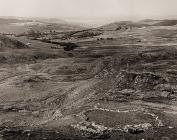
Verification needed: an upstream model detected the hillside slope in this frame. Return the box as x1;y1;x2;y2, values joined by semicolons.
0;34;28;49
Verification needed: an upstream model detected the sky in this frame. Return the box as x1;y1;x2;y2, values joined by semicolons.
0;0;177;22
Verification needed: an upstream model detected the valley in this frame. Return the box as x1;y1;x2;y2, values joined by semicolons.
0;18;177;140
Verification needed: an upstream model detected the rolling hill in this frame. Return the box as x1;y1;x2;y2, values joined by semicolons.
0;34;28;49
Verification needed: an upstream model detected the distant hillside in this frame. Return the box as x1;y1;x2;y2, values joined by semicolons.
0;17;84;34
153;20;177;26
0;34;28;49
27;17;67;24
138;19;161;25
98;19;177;31
0;18;32;25
99;21;147;31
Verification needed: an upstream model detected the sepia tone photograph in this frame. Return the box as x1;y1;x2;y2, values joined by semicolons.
0;0;177;139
